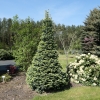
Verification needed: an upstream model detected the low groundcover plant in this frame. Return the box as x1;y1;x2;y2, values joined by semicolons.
68;53;100;86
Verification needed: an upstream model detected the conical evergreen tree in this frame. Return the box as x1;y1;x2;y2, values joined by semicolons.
81;7;100;56
26;11;68;93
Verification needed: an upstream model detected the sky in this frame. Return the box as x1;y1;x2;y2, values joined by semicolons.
0;0;100;26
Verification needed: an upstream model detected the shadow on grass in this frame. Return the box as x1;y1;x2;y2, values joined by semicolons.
44;82;72;94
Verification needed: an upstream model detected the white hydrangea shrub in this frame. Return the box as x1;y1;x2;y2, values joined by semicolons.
68;53;100;86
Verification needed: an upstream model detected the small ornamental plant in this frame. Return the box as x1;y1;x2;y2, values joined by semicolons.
68;53;100;86
0;73;12;82
9;65;16;74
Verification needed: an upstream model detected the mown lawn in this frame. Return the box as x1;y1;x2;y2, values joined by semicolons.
58;54;75;71
32;54;100;100
32;86;100;100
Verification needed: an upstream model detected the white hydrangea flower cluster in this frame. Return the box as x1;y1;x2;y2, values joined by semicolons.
68;53;100;86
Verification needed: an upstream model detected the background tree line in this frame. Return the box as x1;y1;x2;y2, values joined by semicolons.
0;16;83;52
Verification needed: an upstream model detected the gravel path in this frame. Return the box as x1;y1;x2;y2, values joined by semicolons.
0;72;37;100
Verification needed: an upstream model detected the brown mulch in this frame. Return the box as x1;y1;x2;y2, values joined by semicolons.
0;72;83;100
0;72;38;100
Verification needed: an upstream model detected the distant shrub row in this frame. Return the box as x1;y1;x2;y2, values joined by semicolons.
0;49;14;60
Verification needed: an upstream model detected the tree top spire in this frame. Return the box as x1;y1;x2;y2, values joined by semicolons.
45;10;50;19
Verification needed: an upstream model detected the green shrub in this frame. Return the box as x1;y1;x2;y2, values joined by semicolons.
0;73;12;82
0;49;14;60
68;53;100;86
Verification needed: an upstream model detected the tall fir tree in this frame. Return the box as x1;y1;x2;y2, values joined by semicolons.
26;11;68;93
81;7;100;56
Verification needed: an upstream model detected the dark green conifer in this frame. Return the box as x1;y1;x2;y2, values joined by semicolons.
26;11;68;93
82;7;100;56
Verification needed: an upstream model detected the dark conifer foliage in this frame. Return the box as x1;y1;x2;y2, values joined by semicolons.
26;11;68;93
82;7;100;56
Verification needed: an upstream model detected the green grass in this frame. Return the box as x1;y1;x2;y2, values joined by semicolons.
32;86;100;100
58;54;75;71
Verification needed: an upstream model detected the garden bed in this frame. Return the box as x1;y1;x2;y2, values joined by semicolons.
0;72;38;100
